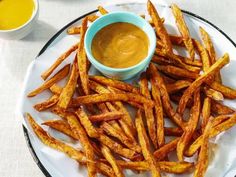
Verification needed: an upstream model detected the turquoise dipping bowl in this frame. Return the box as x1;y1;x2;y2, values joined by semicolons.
84;12;156;80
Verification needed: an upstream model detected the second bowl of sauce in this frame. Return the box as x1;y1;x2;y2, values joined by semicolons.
85;12;156;80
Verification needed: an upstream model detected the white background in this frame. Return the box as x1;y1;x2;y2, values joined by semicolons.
0;0;236;177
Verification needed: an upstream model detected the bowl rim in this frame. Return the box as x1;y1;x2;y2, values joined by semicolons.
0;0;39;32
84;11;156;72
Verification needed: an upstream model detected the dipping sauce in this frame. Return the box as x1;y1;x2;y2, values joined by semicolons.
91;22;149;68
0;0;35;30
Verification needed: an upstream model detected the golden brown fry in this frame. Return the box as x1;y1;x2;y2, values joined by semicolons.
159;161;193;174
193;117;213;177
155;48;200;73
97;6;108;15
154;138;180;160
28;64;70;97
41;43;77;80
57;60;79;109
71;93;154;107
148;66;165;147
140;73;158;148
200;27;222;83
27;113;85;162
77;17;89;95
201;97;211;131
185;113;236;157
98;133;137;160
50;84;62;95
135;109;161;177
209;81;236;99
42;119;78;139
108;160;193;173
34;95;59;111
177;53;229;115
147;0;173;53
148;63;184;128
67;26;81;35
171;4;195;61
177;89;200;161
90;75;139;94
204;86;224;101
75;108;98;138
101;122;141;153
101;145;124;177
65;113;97;177
211;100;235;115
166;80;191;94
89;111;123;122
164;127;183;136
87;15;99;22
157;64;199;80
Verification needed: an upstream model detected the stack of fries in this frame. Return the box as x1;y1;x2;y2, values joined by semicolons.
27;1;236;177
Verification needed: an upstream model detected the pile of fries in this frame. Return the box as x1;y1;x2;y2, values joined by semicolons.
26;1;236;177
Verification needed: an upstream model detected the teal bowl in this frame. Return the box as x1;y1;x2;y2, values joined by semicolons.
84;11;156;80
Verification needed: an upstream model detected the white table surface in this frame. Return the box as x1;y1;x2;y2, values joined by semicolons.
0;0;236;176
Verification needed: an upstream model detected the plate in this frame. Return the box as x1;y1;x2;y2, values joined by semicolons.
18;3;236;177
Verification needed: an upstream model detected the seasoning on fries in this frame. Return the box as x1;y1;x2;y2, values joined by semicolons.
26;2;236;177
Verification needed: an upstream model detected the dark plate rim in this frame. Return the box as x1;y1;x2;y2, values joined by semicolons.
23;5;236;177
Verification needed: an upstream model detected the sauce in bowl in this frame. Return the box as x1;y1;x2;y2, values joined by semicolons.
91;22;149;68
0;0;35;30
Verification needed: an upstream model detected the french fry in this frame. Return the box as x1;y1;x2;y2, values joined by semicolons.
148;63;184;128
135;109;161;177
193;117;213;177
201;97;211;131
155;48;200;73
41;43;77;80
90;75;140;94
166;80;191;94
57;60;79;109
75;108;98;138
209;81;236;99
157;64;199;80
185;113;236;157
107;160;193;173
50;84;62;95
171;4;195;61
71;93;154;108
42;119;78;139
177;53;229;115
98;6;108;15
177;89;200;161
147;0;173;53
148;65;165;147
108;86;143;110
101;145;124;177
77;17;89;95
200;27;222;83
65;113;97;177
89;111;123;122
98;133;137;160
101;122;141;153
27;113;85;162
67;26;81;35
164;127;183;136
203;86;224;101
140;73;158;148
154;138;180;160
87;15;99;22
34;95;59;111
211;100;235;115
28;64;70;97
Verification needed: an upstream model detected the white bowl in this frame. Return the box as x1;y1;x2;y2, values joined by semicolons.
0;0;39;40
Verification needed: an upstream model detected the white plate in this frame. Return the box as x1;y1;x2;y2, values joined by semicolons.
18;3;236;177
